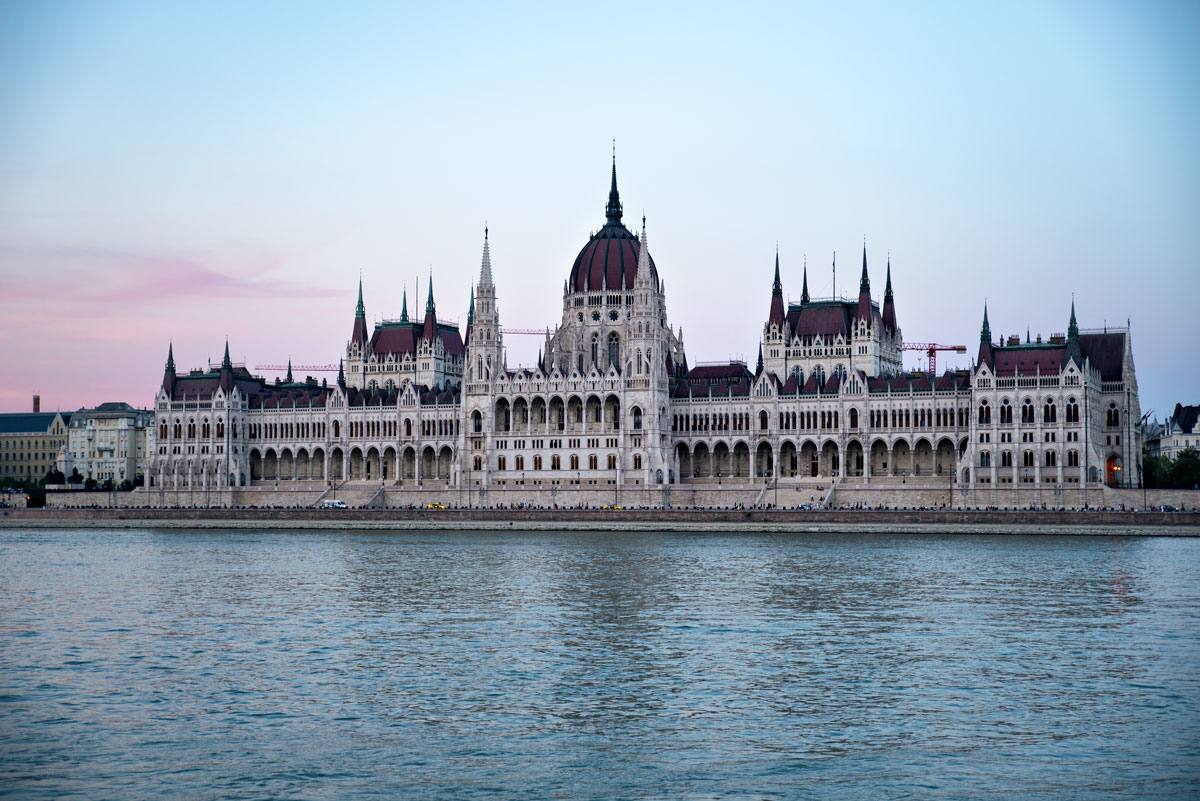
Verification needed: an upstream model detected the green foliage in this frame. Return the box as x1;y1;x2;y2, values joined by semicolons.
118;480;134;491
101;479;115;492
83;477;98;491
1146;447;1200;490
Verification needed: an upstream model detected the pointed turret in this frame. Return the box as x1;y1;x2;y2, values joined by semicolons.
422;276;438;341
465;285;475;344
222;340;232;371
977;303;993;368
400;286;409;323
163;342;177;397
605;151;623;224
768;248;786;329
856;245;872;324
285;359;293;384
800;257;810;304
1065;298;1082;365
350;277;369;348
756;343;764;376
337;358;345;388
881;256;897;334
219;339;234;392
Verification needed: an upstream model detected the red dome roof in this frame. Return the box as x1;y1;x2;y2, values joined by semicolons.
568;158;659;293
569;223;658;293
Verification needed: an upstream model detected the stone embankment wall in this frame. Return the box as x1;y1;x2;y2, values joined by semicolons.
35;483;1199;512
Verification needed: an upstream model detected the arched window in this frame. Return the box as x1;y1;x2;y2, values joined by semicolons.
1107;405;1120;427
1044;400;1056;424
632;407;642;430
1045;450;1057;467
1000;400;1012;425
1002;450;1013;468
607;333;619;370
1067;450;1079;467
591;333;599;367
333;420;341;438
849;408;859;429
980;450;991;467
635;349;642;374
759;410;769;431
1023;450;1035;467
405;419;413;437
978;400;991;425
1021;399;1035;424
1066;398;1079;423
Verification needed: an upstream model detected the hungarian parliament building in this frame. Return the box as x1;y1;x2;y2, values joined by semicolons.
148;160;1142;497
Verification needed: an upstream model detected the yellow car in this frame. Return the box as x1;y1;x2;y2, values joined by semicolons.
426;502;447;510
601;505;624;510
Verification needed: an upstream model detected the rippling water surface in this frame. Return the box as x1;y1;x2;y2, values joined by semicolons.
1;528;1198;800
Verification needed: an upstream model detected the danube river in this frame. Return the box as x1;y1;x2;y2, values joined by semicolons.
1;528;1197;800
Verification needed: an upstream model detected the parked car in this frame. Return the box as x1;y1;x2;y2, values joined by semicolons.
1160;504;1177;512
426;502;447;510
322;499;348;509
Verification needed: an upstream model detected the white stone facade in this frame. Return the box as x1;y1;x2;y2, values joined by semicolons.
145;163;1144;497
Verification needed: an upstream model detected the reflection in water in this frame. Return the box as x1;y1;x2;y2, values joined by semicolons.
1;528;1198;801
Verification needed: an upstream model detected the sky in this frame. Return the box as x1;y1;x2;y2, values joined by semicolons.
1;0;1196;419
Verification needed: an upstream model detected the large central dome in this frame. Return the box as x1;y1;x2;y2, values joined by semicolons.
568;160;658;293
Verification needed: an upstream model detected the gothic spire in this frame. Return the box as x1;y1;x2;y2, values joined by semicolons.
425;274;436;316
400;285;409;323
980;303;992;343
166;342;176;374
1068;297;1079;340
468;285;475;325
605;146;623;224
882;256;897;334
801;256;810;304
337;358;345;387
772;247;782;296
222;339;232;371
756;343;764;376
856;244;872;323
355;276;365;318
480;226;493;286
285;359;293;383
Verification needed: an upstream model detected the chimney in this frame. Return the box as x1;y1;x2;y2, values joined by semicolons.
33;395;40;413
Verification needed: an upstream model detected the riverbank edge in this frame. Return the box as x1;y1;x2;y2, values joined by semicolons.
3;509;1198;536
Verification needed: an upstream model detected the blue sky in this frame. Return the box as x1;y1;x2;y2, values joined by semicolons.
0;0;1196;418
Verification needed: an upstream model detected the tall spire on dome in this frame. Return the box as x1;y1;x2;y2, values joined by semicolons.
801;256;810;304
605;142;623;224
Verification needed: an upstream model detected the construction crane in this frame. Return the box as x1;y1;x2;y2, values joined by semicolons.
500;327;551;336
902;343;967;375
255;364;339;372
